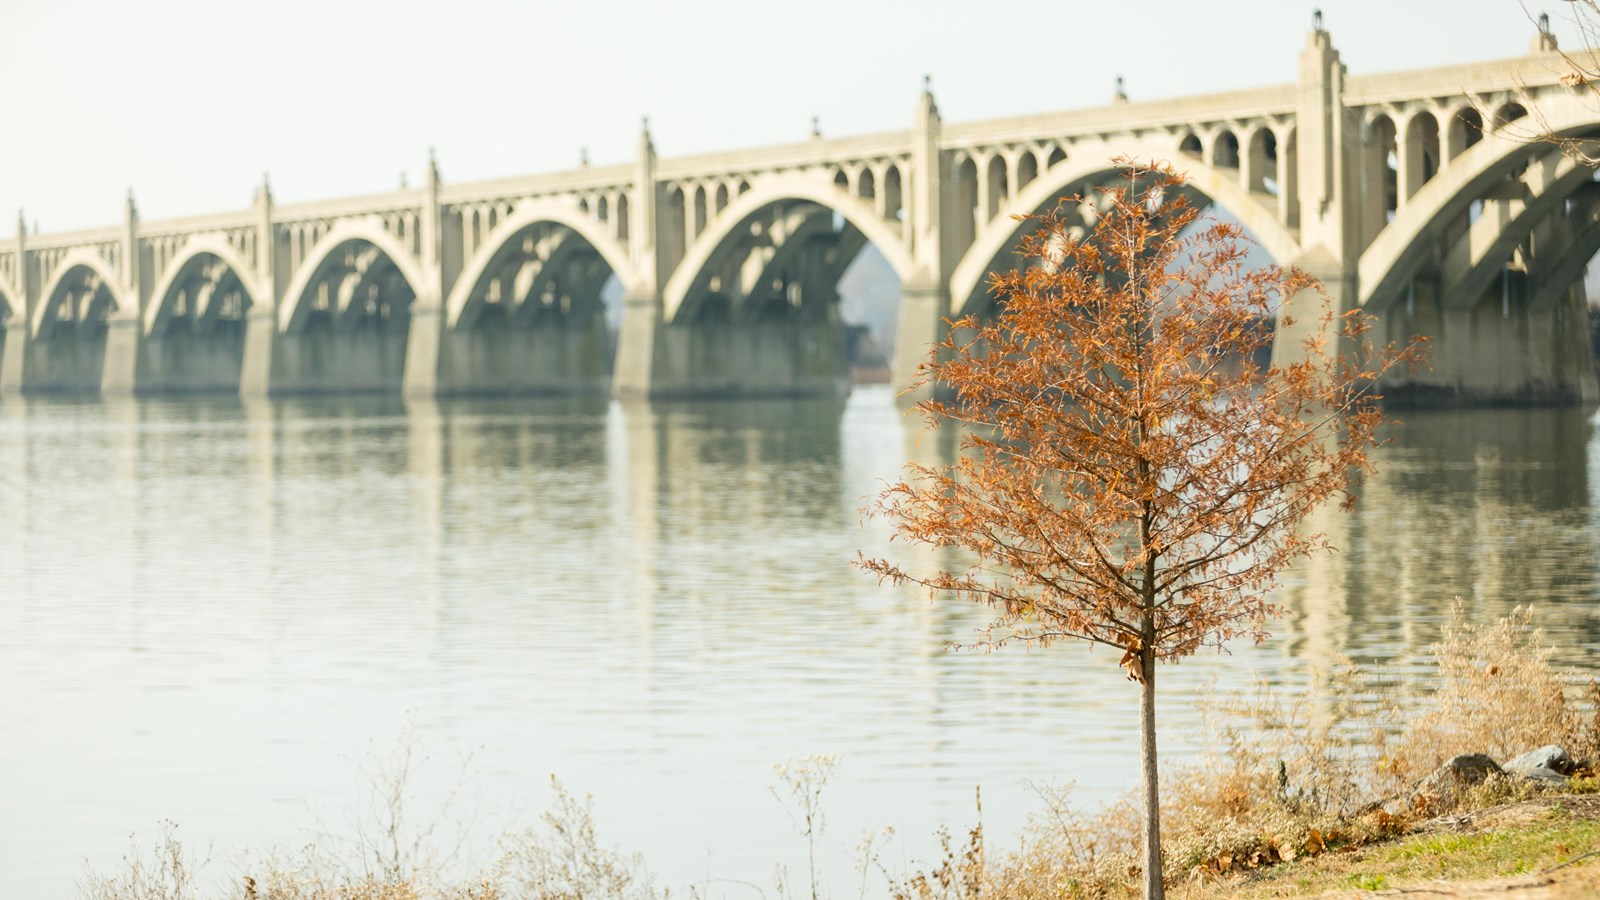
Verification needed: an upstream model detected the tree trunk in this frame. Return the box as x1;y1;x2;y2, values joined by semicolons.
1139;620;1164;900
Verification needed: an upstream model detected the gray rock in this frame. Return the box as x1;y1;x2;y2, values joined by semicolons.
1504;745;1576;777
1519;766;1569;785
1411;753;1504;812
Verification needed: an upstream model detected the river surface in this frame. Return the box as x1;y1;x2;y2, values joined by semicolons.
2;387;1599;897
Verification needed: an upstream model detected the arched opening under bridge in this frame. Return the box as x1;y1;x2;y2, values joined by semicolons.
657;177;913;397
434;205;632;396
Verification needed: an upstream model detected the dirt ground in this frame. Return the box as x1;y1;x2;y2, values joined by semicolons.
1316;869;1600;898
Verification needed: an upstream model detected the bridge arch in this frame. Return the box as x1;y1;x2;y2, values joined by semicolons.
1359;92;1600;310
35;251;126;339
1441;151;1595;311
949;149;1302;316
445;201;636;329
145;236;260;336
1528;211;1600;311
279;221;425;334
663;175;916;323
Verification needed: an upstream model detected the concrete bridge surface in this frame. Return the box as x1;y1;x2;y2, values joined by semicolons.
4;17;1599;405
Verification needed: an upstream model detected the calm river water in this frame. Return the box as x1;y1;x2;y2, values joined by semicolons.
2;387;1599;897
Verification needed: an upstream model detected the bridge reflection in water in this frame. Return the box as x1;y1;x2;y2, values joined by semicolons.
0;389;1597;897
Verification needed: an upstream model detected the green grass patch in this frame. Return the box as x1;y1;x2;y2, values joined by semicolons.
1208;810;1600;898
1370;814;1600;880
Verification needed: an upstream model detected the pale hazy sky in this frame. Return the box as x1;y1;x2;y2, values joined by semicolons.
1;0;1577;233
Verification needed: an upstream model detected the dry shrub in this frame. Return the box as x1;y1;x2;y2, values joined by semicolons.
981;783;1132;899
232;776;655;900
770;753;841;900
82;777;655;900
496;776;659;900
233;867;432;900
78;822;204;900
1375;606;1598;790
886;790;986;900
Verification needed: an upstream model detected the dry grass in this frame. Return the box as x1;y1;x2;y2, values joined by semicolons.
78;775;658;900
1372;607;1600;791
77;822;204;900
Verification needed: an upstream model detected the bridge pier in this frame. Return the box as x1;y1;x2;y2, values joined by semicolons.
103;312;249;396
1271;253;1359;372
891;281;949;405
664;315;848;398
0;329;27;394
611;289;660;400
115;325;249;395
450;319;611;395
238;314;409;396
1379;276;1599;406
267;324;409;394
612;285;851;399
404;242;616;396
615;309;849;400
401;304;444;395
0;325;110;394
239;311;276;398
99;314;140;394
411;311;612;396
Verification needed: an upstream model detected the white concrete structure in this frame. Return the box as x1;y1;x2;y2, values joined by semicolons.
3;19;1598;403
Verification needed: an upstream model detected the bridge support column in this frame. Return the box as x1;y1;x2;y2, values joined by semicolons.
239;311;276;398
241;177;278;400
0;325;111;394
259;324;410;395
892;280;949;405
611;288;660;400
613;290;849;399
402;303;444;396
128;323;252;395
103;191;144;396
1271;251;1356;371
0;328;30;395
1;214;25;395
403;153;447;397
100;313;141;395
427;317;612;396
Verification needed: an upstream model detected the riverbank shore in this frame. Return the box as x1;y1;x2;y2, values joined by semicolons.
78;607;1600;899
76;772;1600;899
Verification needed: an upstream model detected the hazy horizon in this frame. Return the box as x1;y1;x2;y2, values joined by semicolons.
3;0;1578;234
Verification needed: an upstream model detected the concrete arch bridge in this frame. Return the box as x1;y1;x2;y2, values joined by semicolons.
3;20;1598;404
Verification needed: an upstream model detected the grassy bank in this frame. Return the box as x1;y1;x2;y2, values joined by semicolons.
1179;796;1600;898
79;608;1600;899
